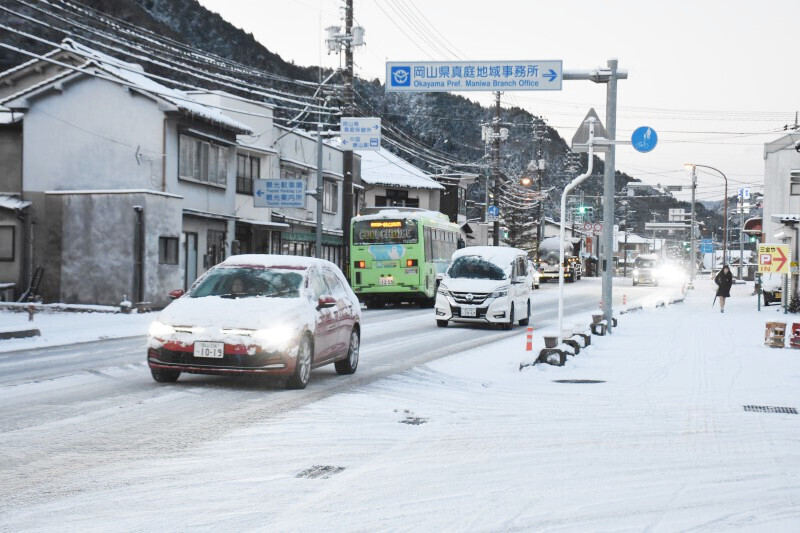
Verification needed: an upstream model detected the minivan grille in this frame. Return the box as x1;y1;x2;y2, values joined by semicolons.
451;291;490;305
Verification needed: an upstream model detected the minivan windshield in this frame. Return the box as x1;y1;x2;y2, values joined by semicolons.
190;267;304;299
634;258;656;269
448;256;506;280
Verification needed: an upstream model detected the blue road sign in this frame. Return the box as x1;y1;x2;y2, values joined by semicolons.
253;179;305;208
631;126;658;153
385;61;562;92
340;117;381;151
488;205;500;217
700;239;714;254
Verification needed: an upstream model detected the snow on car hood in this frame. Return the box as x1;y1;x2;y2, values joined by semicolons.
440;277;508;293
156;295;316;332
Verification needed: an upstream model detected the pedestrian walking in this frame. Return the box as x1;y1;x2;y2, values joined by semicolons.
714;265;733;313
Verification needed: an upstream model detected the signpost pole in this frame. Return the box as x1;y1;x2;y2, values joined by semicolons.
601;59;618;329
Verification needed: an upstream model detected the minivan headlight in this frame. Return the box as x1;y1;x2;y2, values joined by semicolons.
489;285;510;298
633;268;640;276
437;283;450;296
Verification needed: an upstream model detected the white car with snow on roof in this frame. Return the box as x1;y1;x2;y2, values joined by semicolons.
435;246;532;330
147;255;360;389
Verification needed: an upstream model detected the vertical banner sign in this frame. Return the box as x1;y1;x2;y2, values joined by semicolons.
386;61;562;92
757;243;790;274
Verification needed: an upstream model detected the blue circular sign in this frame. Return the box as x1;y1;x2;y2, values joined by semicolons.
631;126;658;153
488;205;500;217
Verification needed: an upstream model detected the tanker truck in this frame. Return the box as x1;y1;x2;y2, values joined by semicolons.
536;236;582;282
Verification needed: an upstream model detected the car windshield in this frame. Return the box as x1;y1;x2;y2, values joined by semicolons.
448;256;506;280
635;259;656;268
189;266;305;299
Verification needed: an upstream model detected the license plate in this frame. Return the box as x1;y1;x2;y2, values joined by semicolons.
194;341;224;358
460;306;477;317
379;277;394;286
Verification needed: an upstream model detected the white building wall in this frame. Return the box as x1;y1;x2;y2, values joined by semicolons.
22;76;163;192
763;133;800;242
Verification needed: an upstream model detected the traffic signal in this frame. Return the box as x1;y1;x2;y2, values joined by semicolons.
578;205;587;214
683;241;690;251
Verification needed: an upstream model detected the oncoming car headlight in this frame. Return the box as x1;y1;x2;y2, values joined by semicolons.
633;268;640;277
252;324;297;350
437;284;451;297
489;285;510;298
148;321;175;337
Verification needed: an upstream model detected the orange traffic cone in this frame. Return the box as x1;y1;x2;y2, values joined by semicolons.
525;326;533;351
623;294;627;305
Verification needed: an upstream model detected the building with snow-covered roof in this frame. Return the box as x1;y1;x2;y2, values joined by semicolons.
358;147;443;213
0;40;255;306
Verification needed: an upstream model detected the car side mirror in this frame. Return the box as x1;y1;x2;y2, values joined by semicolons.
168;289;185;299
317;295;337;309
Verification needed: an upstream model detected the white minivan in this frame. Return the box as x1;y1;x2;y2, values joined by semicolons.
435;246;532;330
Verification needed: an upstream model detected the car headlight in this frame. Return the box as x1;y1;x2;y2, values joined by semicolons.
489;285;510;298
437;284;450;297
252;324;297;351
148;320;175;337
633;269;639;276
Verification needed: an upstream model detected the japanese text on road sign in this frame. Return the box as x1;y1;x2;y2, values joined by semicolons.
386;61;562;92
758;243;790;274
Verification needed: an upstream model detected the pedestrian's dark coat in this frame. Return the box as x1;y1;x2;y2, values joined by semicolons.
715;267;733;298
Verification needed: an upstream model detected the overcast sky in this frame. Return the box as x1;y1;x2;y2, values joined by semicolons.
198;0;799;203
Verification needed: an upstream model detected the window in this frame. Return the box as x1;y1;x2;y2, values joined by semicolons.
0;226;14;261
179;134;228;186
158;236;179;265
323;179;338;213
236;153;260;194
791;170;800;196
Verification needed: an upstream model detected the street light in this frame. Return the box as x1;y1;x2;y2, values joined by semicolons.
684;163;729;267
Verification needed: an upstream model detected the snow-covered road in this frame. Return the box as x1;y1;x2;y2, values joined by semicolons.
2;279;799;531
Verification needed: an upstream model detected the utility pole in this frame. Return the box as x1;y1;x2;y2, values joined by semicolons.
341;0;355;273
739;196;745;280
492;91;501;246
601;59;619;328
689;166;697;286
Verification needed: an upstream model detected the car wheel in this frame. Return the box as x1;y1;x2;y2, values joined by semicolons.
503;304;514;330
151;368;180;383
632;280;637;286
519;300;530;326
287;335;313;389
436;319;448;328
335;329;359;375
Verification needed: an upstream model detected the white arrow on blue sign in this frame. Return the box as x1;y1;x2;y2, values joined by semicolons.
631;126;658;153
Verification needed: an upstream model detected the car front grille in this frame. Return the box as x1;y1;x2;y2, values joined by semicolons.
450;291;490;305
149;347;285;371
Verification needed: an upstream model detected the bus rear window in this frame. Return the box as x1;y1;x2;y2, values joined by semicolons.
353;219;418;245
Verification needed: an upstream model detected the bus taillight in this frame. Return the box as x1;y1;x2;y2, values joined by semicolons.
355;260;366;269
406;259;418;267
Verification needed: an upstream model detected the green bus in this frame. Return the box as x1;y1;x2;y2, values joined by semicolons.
350;209;461;308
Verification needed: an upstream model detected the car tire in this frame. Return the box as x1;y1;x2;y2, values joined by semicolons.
633;280;638;286
436;319;448;328
287;335;313;389
518;300;530;326
503;304;514;330
335;329;359;375
151;368;180;383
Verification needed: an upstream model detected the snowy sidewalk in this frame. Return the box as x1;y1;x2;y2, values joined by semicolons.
3;279;800;531
0;304;155;352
